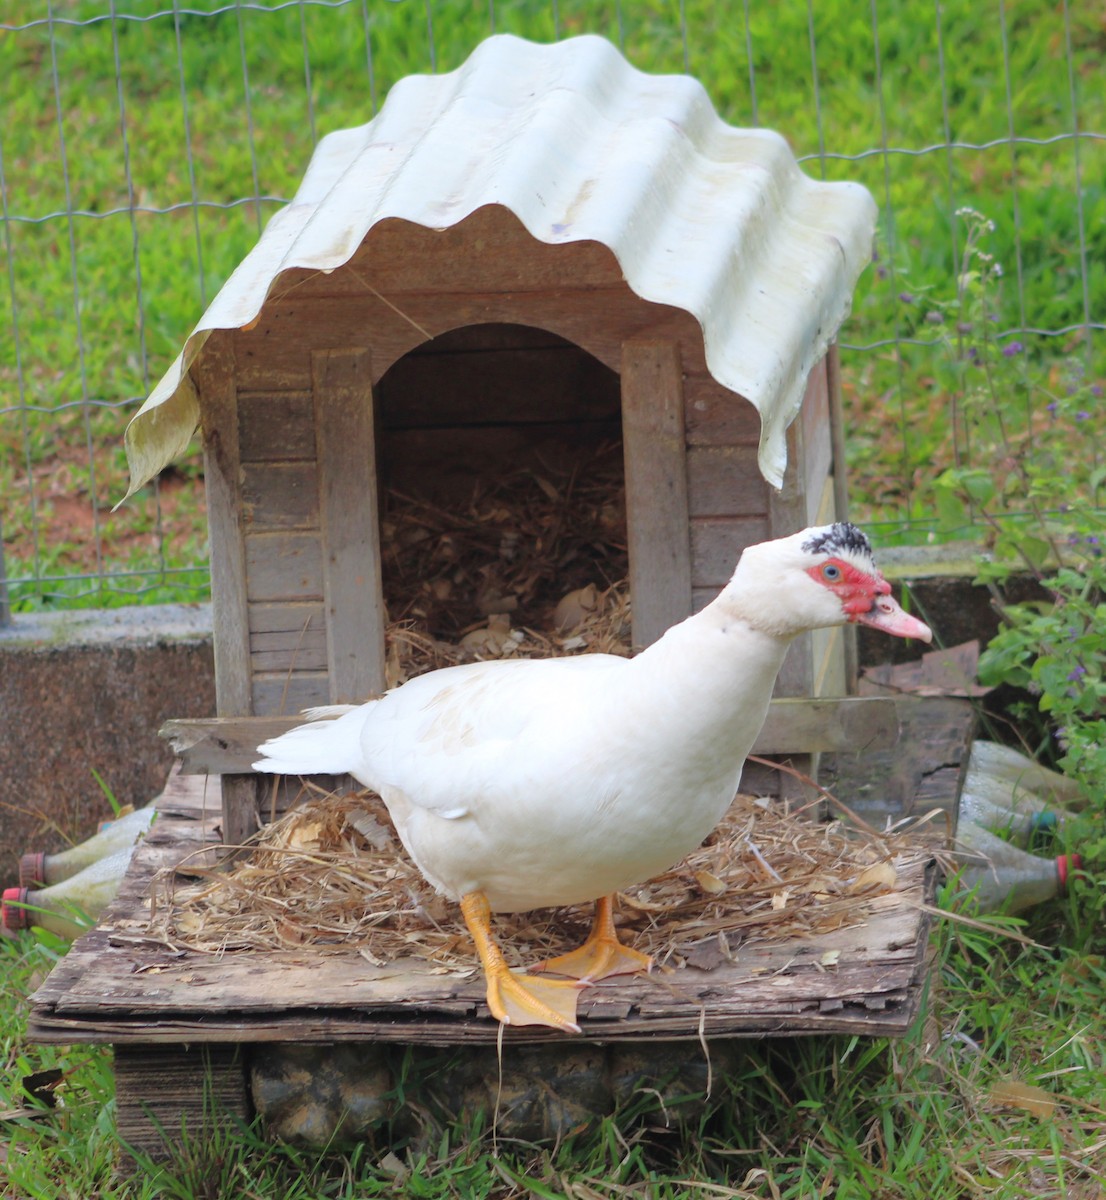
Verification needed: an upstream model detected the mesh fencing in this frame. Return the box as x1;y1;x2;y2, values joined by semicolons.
1;0;1102;613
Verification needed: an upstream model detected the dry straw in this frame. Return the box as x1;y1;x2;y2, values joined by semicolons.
145;456;927;970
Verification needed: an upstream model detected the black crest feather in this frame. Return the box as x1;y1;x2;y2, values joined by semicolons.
801;522;874;560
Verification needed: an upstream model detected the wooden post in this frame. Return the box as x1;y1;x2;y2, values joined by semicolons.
195;333;259;847
621;339;692;649
312;348;387;701
826;340;859;693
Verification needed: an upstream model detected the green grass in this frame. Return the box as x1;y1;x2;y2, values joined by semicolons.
3;876;1105;1197
1;0;1103;605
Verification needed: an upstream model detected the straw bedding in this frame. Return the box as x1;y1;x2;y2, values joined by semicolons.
145;454;923;973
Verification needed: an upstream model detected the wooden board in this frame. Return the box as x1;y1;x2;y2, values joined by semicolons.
30;746;940;1047
159;696;904;777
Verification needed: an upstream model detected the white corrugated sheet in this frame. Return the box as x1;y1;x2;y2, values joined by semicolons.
121;33;877;499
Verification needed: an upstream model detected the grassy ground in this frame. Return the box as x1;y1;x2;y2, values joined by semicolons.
3;877;1104;1198
1;0;1103;605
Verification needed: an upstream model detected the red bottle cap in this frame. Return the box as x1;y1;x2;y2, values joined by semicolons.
1;887;30;932
1056;854;1084;892
19;852;46;889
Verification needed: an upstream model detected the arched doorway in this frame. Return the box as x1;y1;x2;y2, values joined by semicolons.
373;323;629;680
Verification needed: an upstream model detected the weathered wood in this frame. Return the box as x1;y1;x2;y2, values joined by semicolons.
800;357;833;518
159;697;901;776
683;372;763;447
114;1045;250;1165
621;339;692;648
243;531;325;603
686;445;765;517
821;696;975;839
240;461;320;531
291;207;628;298
233;286;700;393
251;672;331;717
195;332;252;719
689;516;770;589
237;391;315;462
31;780;932;1043
312;347;387;702
28;750;947;1049
825;342;858;692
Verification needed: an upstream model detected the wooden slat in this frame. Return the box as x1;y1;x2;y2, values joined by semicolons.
241;461;320;531
312;347;387;702
685;444;765;517
237;391;315;462
251;672;332;716
232;287;700;392
244;531;325;603
621;339;691;648
689;515;769;589
159;697;901;776
682;373;763;446
825;341;858;692
195;332;251;718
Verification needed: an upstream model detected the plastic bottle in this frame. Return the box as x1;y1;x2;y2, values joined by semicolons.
952;820;1083;914
959;783;1063;844
968;741;1086;810
2;846;133;940
18;805;155;888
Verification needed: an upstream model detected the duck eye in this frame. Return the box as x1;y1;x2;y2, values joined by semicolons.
822;563;842;582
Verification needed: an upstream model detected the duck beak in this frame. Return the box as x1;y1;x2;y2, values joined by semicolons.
854;594;932;642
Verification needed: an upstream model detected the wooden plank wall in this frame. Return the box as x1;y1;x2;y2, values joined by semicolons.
204;205;843;799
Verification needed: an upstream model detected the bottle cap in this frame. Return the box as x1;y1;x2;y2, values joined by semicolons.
1;887;30;932
19;852;46;889
1056;854;1084;892
1029;812;1059;831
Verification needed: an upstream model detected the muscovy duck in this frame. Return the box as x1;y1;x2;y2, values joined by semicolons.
254;522;931;1032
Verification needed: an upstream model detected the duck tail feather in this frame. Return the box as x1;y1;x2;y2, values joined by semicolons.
253;705;369;776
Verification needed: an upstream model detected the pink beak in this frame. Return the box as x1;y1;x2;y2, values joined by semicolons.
854;594;932;642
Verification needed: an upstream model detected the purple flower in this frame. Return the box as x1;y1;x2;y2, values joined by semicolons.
1076;410;1090;421
1067;665;1087;681
957;321;973;334
1002;341;1024;357
1092;384;1103;397
899;291;915;303
925;311;944;324
1087;535;1101;546
1046;402;1059;414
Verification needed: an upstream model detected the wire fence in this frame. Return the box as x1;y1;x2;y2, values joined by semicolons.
1;0;1103;615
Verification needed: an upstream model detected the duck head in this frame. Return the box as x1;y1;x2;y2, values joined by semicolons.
721;522;933;643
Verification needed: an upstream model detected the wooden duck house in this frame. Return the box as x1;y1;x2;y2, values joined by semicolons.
119;33;880;843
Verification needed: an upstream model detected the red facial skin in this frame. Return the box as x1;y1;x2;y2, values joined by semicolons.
804;558;891;618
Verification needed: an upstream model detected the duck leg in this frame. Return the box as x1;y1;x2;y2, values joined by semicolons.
532;894;652;982
459;891;584;1033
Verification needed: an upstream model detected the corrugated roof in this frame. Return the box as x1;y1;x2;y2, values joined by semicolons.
121;33;877;500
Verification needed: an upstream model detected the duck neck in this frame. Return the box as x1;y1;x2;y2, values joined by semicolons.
627;601;794;759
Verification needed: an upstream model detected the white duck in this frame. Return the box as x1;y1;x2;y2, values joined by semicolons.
254;522;931;1032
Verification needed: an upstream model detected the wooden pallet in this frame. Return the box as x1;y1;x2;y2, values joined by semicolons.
27;696;974;1157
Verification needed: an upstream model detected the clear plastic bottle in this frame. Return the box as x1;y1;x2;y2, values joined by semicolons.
952;820;1083;914
18;805;155;888
959;784;1063;845
2;846;133;939
968;741;1086;810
